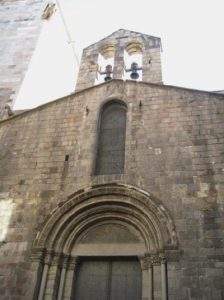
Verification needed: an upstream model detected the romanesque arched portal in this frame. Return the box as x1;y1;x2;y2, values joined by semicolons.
31;183;178;300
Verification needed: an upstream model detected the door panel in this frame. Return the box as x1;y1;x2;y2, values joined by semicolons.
110;260;142;300
73;257;141;300
73;259;109;300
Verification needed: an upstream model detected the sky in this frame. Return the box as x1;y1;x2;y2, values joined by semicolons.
15;0;224;109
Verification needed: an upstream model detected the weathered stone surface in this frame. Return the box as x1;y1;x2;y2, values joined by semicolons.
76;29;162;91
0;78;224;299
0;0;44;119
0;23;224;299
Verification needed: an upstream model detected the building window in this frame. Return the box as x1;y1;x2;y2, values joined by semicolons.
95;101;127;175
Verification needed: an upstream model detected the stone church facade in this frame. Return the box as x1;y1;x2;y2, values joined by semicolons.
0;27;224;300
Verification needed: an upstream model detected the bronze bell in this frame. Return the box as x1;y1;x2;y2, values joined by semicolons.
130;62;140;80
104;64;113;81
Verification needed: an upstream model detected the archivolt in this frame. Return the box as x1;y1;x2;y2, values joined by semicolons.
33;183;178;254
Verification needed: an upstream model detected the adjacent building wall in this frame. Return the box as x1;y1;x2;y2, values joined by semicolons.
0;80;224;299
0;0;44;119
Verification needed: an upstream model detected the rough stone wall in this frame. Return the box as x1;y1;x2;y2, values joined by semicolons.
76;29;162;91
0;80;224;299
0;0;44;119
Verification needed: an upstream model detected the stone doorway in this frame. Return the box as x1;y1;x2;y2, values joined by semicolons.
72;257;142;300
31;184;178;299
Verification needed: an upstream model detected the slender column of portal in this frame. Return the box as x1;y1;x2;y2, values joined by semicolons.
38;250;53;300
148;263;153;300
57;255;70;300
44;252;62;299
38;264;49;300
140;256;149;300
150;253;168;300
30;248;45;300
161;256;168;300
63;256;79;300
139;255;154;300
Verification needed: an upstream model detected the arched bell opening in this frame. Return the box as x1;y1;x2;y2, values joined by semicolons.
95;44;116;84
123;41;143;81
31;184;178;300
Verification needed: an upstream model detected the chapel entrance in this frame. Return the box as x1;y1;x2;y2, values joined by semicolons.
32;184;177;300
72;257;142;300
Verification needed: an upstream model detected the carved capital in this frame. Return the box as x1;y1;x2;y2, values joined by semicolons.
150;254;161;266
159;254;167;264
149;252;167;265
30;248;45;263
51;252;63;266
139;252;168;267
67;256;79;270
44;249;54;265
139;256;150;270
139;253;154;270
61;254;70;269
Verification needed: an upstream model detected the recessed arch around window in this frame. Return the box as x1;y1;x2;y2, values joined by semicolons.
95;100;127;175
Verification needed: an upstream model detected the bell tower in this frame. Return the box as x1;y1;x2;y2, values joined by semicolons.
75;29;163;91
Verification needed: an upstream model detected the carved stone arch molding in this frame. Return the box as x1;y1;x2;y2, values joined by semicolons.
31;183;179;300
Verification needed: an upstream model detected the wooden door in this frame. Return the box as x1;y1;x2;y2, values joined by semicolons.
73;257;141;300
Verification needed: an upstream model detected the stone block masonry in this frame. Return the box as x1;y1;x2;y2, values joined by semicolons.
0;79;224;299
0;0;44;119
76;29;163;91
0;20;224;299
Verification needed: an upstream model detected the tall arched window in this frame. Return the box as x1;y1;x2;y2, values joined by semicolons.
95;101;127;175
